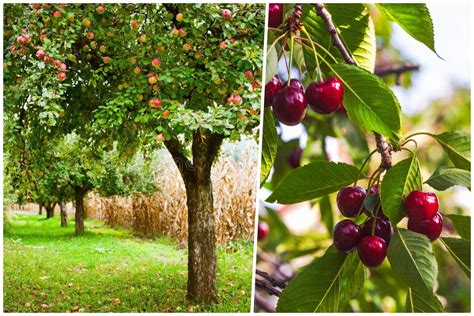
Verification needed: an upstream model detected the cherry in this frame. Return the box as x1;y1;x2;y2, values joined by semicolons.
361;217;393;244
271;86;307;126
408;212;443;241
306;77;344;114
333;220;361;252
284;78;304;91
287;148;303;168
268;4;284;28
258;221;269;241
336;186;366;217
404;190;438;221
264;75;282;107
358;235;387;268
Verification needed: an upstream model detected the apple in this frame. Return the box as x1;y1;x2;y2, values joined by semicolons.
245;70;254;79
53;10;62;18
118;84;124;90
221;9;232;20
40;34;47;41
86;31;95;40
130;19;139;30
183;43;192;52
90;41;97;49
60;63;67;71
130;56;137;64
31;4;41;9
171;28;179;36
137;94;144;101
36;49;45;60
178;28;186;37
139;34;147;43
148;75;158;84
151;58;160;68
86;54;92;60
99;45;107;53
194;50;203;59
133;66;141;74
54;60;62;68
156;44;165;52
156;133;165;142
82;18;91;27
102;56;111;63
16;35;27;44
163;109;170;118
219;40;227;49
218;86;227;95
59;4;65;9
57;72;67;81
44;56;52;62
96;5;105;14
176;13;184;22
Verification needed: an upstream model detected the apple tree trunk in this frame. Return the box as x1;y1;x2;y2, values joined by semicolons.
165;131;224;304
74;186;90;235
45;202;55;219
38;203;43;215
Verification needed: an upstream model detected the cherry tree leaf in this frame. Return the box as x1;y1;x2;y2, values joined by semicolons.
444;214;470;240
376;4;439;56
432;132;471;171
267;161;360;204
388;228;438;293
277;247;365;312
405;287;443;312
440;237;470;278
331;64;402;143
425;166;470;191
265;44;278;84
260;109;279;186
381;155;422;224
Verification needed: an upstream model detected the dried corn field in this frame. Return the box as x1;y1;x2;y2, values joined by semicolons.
86;144;258;245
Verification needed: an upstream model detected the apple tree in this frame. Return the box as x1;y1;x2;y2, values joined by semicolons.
258;3;470;312
3;3;264;303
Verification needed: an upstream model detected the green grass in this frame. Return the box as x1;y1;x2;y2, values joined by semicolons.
3;213;254;312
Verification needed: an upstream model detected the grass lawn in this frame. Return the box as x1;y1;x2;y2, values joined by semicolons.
3;213;254;312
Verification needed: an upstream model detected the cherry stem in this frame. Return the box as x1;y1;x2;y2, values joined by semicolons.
403;131;433;142
267;32;288;56
287;33;295;85
300;26;324;82
354;148;378;186
355;167;382;218
293;35;338;63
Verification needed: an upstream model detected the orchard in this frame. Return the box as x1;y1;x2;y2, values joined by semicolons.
257;3;470;312
4;3;264;308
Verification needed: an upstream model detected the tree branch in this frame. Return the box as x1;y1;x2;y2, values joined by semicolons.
164;137;194;181
256;269;287;289
315;3;393;169
375;62;420;85
255;279;281;297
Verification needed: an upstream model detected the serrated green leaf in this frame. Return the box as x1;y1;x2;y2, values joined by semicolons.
425;166;470;191
267;161;360;204
444;214;470;240
265;44;278;84
388;228;438;292
277;247;364;312
330;64;401;143
440;237;471;278
405;287;443;312
377;4;438;56
260;109;278;186
432;131;471;171
381;156;422;224
302;4;376;73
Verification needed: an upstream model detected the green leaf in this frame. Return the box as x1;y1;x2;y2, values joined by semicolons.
267;161;360;204
440;237;471;278
331;64;401;142
405;287;443;312
265;44;278;84
376;4;438;56
302;4;376;73
260;109;279;186
319;195;334;236
388;228;438;292
432;132;471;171
444;214;470;240
425;166;471;191
277;247;364;312
381;156;422;224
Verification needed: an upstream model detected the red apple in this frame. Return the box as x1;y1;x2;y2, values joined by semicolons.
102;56;111;64
57;72;67;81
221;9;232;20
245;70;254;79
36;49;45;60
151;58;160;68
53;10;62;18
96;5;105;14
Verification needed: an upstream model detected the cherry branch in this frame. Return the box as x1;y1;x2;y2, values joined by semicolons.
315;3;393;170
255;279;281;297
256;269;287;289
375;62;420;85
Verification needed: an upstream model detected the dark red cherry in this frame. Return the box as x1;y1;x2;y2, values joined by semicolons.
358;235;387;268
361;217;393;244
287;148;303;168
336;186;366;217
333;220;361;252
268;4;284;29
257;221;270;241
408;212;443;241
272;86;307;126
404;190;438;221
264;75;282;107
306;77;344;114
284;78;304;91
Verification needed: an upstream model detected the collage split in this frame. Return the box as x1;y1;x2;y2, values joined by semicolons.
2;1;471;313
